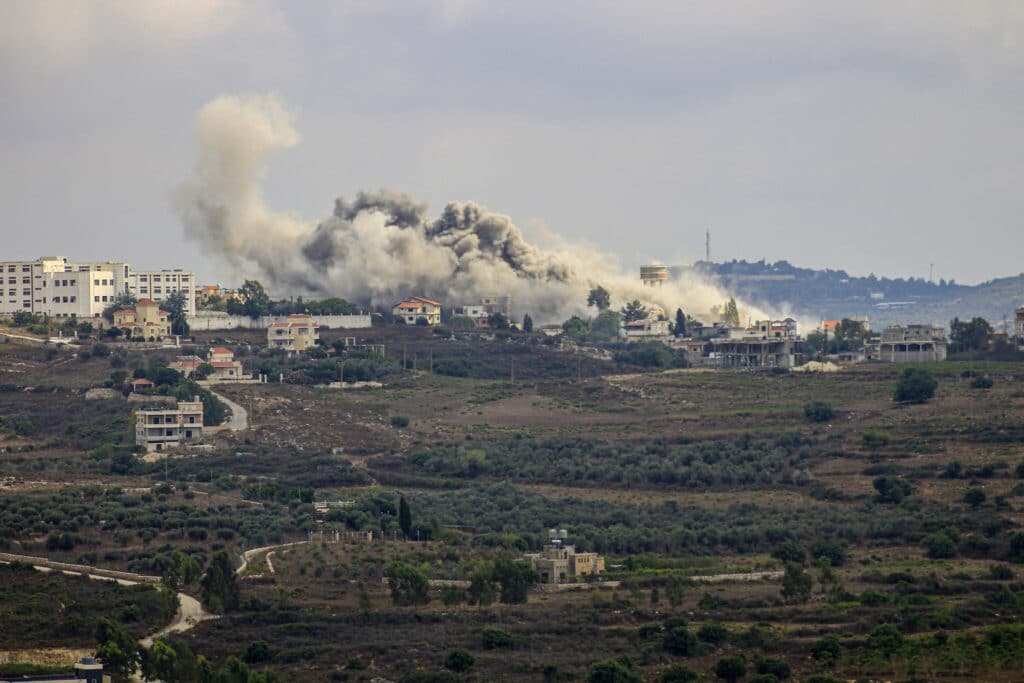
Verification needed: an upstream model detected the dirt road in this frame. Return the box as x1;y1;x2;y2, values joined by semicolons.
210;390;248;431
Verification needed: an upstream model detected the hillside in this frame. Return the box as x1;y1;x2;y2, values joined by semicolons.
674;260;1024;329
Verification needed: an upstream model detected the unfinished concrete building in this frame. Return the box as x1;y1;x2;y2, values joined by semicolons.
640;265;669;287
524;540;605;585
710;337;805;368
870;324;947;362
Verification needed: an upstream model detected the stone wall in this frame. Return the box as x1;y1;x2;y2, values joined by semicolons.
190;312;372;331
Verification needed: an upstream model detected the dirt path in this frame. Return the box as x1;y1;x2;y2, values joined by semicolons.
210;390;248;430
236;540;307;575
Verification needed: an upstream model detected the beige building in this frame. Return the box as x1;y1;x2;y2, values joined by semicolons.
127;269;196;318
134;398;203;452
622;315;671;340
452;295;512;328
524;541;605;585
206;346;245;380
267;313;320;351
113;298;172;340
1015;306;1024;345
393;296;442;325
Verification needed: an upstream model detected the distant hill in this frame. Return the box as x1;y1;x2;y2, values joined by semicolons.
672;260;1024;330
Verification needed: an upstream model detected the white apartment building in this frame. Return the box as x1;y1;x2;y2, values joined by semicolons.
128;270;196;318
0;257;194;320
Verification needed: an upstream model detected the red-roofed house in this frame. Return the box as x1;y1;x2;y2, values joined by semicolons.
392;296;442;326
206;346;244;380
267;314;320;352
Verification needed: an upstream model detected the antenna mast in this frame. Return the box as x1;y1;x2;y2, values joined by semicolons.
705;230;711;263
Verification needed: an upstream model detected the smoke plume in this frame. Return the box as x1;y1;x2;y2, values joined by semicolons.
174;94;769;324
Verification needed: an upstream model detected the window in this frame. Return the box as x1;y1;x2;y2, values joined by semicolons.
181;275;190;282
22;277;29;284
153;275;161;282
154;287;162;294
7;278;13;284
101;279;107;285
52;297;59;303
62;297;68;303
94;279;99;286
6;266;13;272
7;289;14;296
22;288;30;295
70;280;75;286
139;275;148;281
22;302;30;308
101;296;108;302
94;296;100;302
70;296;75;303
21;265;29;272
140;287;148;294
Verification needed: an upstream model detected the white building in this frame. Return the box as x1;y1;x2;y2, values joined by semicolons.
128;269;196;318
267;314;320;351
0;257;194;320
134;398;204;452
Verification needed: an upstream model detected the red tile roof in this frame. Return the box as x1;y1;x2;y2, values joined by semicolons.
129;378;153;385
210;346;232;355
410;296;441;306
136;298;157;306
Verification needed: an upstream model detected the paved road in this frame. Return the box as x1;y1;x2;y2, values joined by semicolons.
0;552;217;668
210;390;248;431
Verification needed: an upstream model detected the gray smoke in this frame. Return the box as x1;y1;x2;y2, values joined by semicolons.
174;94;771;323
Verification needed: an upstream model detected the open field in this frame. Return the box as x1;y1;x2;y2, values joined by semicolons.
2;326;1024;681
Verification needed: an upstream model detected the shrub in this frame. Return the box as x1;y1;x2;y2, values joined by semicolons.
588;658;640;683
663;626;698;656
923;532;957;559
770;542;806;564
809;540;846;566
894;367;938;403
964;487;987;508
971;375;994;389
811;635;841;664
803;401;834;422
481;627;516;650
754;657;790;680
391;415;410;429
442;649;474;673
862;431;891;450
659;665;702;682
867;624;903;655
990;564;1014;580
714;655;746;683
697;622;729;645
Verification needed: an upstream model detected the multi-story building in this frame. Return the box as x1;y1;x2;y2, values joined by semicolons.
134;398;203;452
128;269;195;318
452;295;512;328
0;257;192;319
622;316;671;340
1015;306;1024;346
267;313;320;351
392;296;442;325
206;346;245;380
524;540;605;585
868;324;948;362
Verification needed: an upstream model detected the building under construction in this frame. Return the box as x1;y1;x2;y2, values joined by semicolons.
709;337;805;368
640;265;669;287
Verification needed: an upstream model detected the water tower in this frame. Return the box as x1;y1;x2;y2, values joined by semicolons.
640;265;669;287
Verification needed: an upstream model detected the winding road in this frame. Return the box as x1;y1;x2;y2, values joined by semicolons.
209;390;248;431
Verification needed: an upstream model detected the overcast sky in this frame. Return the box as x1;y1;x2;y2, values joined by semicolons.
2;0;1022;286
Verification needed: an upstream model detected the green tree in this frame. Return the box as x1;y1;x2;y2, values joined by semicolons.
803;401;834;422
674;308;687;337
95;618;140;680
714;655;747;683
589;658;641;683
620;299;648;323
873;476;912;504
238;280;271;319
722;297;740;327
448;315;477;330
522;313;534;332
923;531;957;559
949;316;993;353
780;562;812;604
385;561;430;606
867;624;903;657
964;487;986;508
590;309;622;340
194;362;214;380
468;562;497;606
562;316;588;340
201;550;240;613
492;557;535;604
102;291;138;323
894;367;937;403
488;312;510;329
587;286;611;311
663;626;698;656
660;664;703;683
443;648;475;673
163;290;190;336
811;635;841;665
399;496;412;537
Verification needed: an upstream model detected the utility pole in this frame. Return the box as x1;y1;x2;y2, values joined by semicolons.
510;357;515;384
428;350;433;373
705;229;711;263
929;262;935;283
402;344;407;370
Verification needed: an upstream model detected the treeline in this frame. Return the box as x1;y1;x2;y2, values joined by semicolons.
388;433;815;489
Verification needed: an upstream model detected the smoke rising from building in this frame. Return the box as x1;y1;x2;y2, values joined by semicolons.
174;94;769;324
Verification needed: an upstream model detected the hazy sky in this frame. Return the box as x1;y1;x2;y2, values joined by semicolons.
2;0;1022;286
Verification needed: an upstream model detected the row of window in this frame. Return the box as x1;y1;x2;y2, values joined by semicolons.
3;265;31;272
51;279;77;287
7;278;31;284
51;296;78;303
135;274;190;282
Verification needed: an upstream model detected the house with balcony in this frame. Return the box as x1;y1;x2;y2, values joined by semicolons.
267;313;319;352
134;398;203;452
392;296;442;326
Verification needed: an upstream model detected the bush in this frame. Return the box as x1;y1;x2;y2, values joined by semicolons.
803;401;834;422
964;487;987;508
697;622;729;645
754;657;790;680
659;665;702;683
923;532;957;559
714;655;746;683
894;367;938;403
663;626;698;656
809;540;846;567
390;416;410;429
588;658;641;683
990;564;1014;580
971;375;994;389
442;648;474;673
481;627;516;650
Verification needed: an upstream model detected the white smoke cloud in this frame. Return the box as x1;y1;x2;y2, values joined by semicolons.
174;93;773;325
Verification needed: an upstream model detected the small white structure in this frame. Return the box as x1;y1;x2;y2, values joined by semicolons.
135;398;203;452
